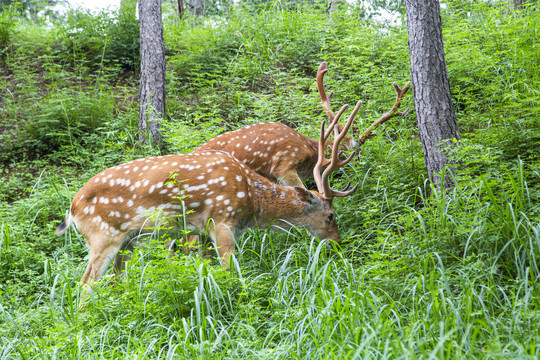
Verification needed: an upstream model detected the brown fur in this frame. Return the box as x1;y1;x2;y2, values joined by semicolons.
194;122;356;188
56;150;340;286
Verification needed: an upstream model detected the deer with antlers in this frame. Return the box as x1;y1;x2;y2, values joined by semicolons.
175;62;409;253
55;103;359;288
194;62;410;188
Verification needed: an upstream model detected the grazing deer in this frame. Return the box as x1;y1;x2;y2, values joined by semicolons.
194;62;410;188
55;103;359;288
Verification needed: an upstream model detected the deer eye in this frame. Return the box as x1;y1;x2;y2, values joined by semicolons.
328;213;335;222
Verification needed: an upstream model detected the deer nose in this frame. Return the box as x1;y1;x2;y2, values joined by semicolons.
325;234;341;248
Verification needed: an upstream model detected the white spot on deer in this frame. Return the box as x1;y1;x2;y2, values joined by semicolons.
152;165;158;170
224;199;230;205
120;221;132;230
167;182;174;188
187;184;208;192
101;178;107;184
92;215;102;223
99;197;109;204
189;202;200;208
92;197;98;204
143;166;149;170
204;199;212;205
124;170;130;174
160;189;168;194
156;182;163;188
130;186;135;191
124;214;130;219
83;206;90;214
227;206;233;212
149;185;155;194
143;179;150;187
125;179;131;186
89;206;95;214
127;200;134;207
237;192;245;198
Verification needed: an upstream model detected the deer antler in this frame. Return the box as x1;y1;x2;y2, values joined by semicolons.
317;61;361;147
314;101;362;200
358;82;410;144
317;61;336;121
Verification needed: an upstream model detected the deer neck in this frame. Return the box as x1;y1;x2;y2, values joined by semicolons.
248;176;305;229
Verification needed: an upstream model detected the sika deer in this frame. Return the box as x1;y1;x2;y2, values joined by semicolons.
55;105;359;287
194;62;410;188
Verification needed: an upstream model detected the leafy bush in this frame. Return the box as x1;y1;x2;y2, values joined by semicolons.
0;8;16;55
58;7;140;70
23;88;115;153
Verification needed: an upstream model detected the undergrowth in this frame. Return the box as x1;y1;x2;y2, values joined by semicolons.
0;2;539;359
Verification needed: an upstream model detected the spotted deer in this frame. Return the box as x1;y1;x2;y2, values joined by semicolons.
55;103;359;288
194;61;410;188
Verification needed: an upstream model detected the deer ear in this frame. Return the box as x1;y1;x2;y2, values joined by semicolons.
293;187;320;206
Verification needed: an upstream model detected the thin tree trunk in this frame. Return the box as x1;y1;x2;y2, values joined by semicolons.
138;0;166;146
177;0;185;20
405;0;460;191
327;0;339;20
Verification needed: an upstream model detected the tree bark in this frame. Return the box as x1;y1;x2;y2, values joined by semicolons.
138;0;166;146
405;0;460;191
177;0;185;20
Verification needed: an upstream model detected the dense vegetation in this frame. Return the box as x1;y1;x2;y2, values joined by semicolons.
1;1;539;358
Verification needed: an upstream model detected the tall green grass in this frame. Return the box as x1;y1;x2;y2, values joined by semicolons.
0;3;539;359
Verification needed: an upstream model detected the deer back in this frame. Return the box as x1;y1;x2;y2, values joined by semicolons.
194;122;319;188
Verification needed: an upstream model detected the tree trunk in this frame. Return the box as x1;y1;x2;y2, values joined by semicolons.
405;0;460;191
177;0;185;20
327;0;339;21
138;0;166;146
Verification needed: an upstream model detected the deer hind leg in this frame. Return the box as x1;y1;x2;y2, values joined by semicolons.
208;223;235;268
81;231;128;286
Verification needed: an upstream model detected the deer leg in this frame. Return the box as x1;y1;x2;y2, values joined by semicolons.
209;224;235;268
82;232;127;286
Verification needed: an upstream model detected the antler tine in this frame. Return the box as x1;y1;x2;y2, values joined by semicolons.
317;62;336;121
316;101;362;199
314;104;350;194
358;82;411;144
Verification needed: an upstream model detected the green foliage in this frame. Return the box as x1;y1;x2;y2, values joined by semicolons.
0;7;15;54
1;2;540;359
24;88;115;152
58;6;140;70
